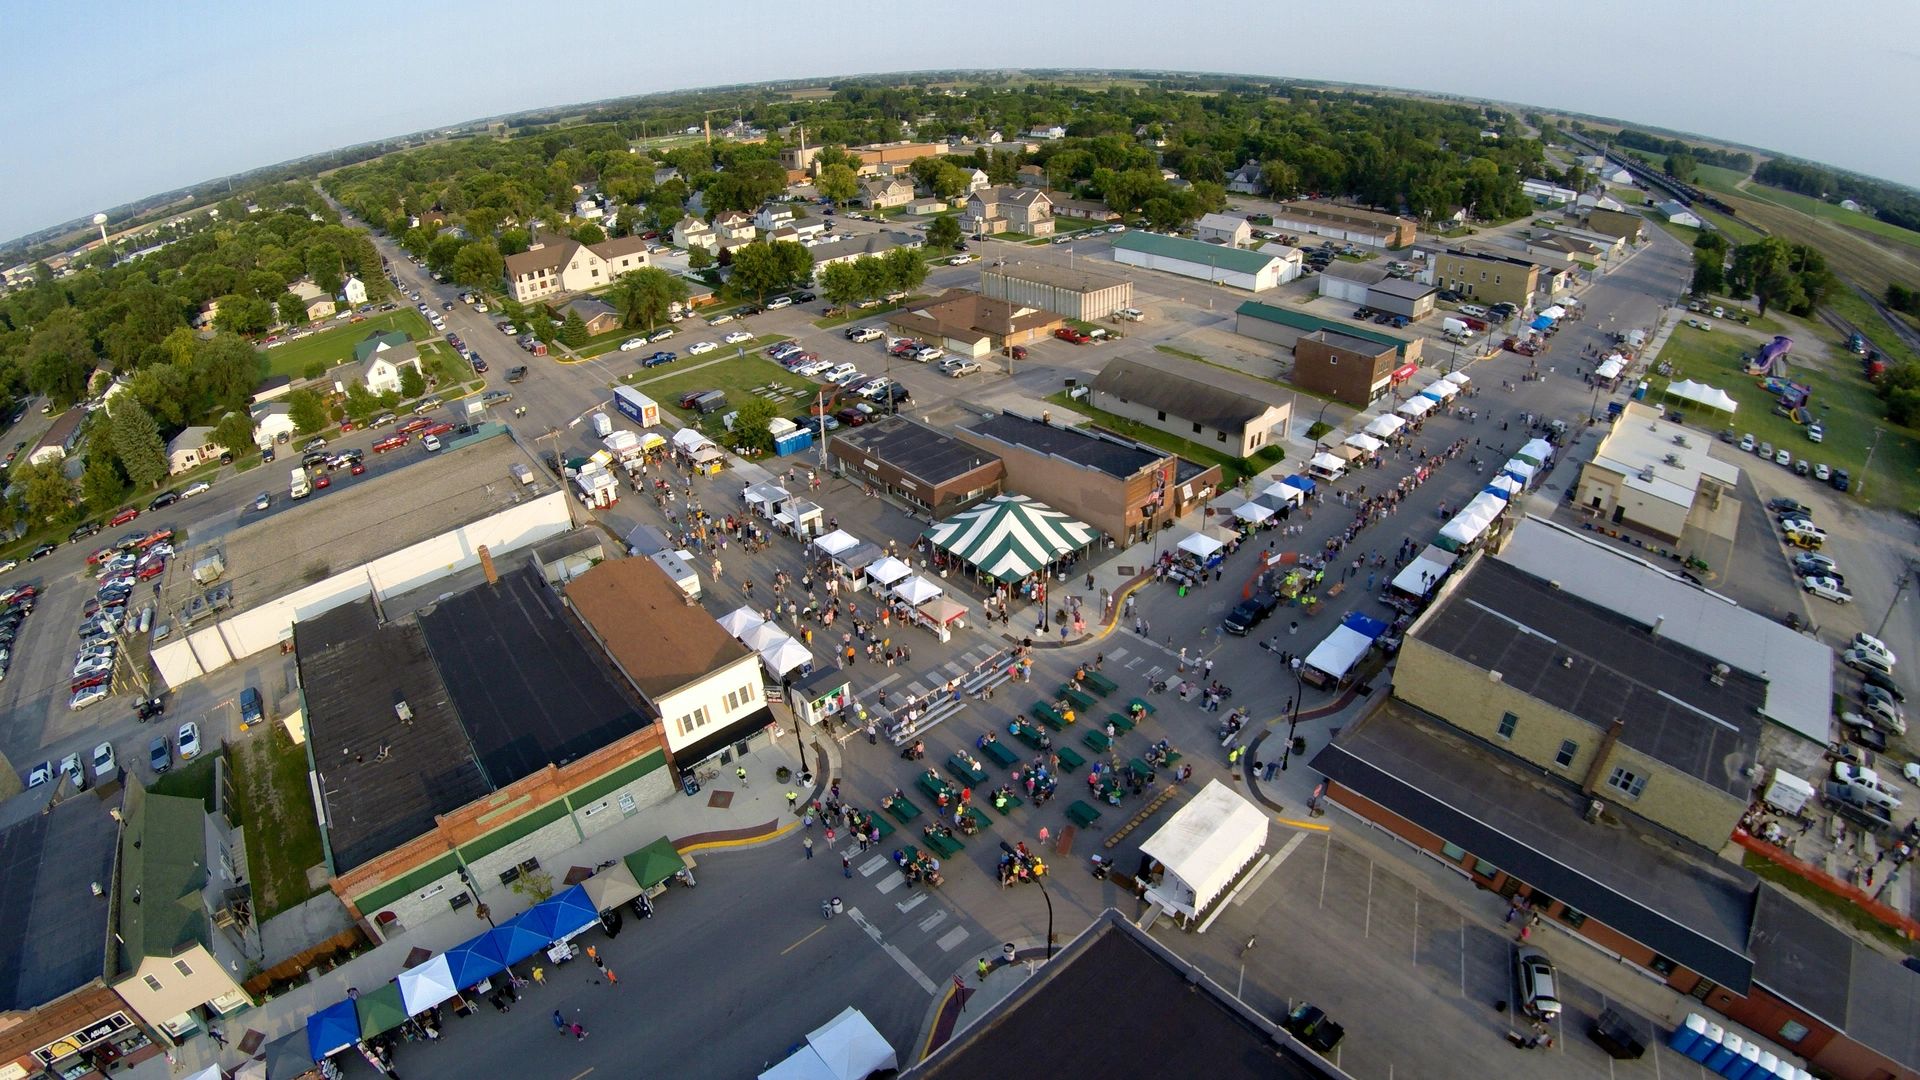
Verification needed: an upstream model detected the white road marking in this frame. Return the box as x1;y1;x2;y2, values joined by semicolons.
859;855;889;877
875;872;903;894
1106;647;1129;661
916;910;947;933
1234;831;1305;905
846;906;939;994
935;926;970;952
897;892;927;914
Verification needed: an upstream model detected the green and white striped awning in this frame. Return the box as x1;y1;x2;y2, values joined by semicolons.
923;495;1099;583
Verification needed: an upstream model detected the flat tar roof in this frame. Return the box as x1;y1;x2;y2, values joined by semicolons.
298;600;490;873
202;432;549;616
418;565;649;788
1750;886;1920;1070
828;417;1004;490
964;413;1163;479
0;794;120;1010
1312;700;1757;993
1417;557;1761;794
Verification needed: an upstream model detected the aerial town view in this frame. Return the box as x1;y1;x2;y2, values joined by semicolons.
3;3;1919;1079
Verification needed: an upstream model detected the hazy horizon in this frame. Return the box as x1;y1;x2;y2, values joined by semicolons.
6;0;1918;246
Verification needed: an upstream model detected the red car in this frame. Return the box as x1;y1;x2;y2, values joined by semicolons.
374;435;409;453
136;560;166;581
397;418;433;437
71;673;111;692
350;462;366;476
87;546;115;566
314;474;332;490
1053;328;1088;344
108;507;141;527
138;529;173;550
423;422;454;438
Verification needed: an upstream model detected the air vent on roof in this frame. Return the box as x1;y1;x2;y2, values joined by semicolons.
1709;663;1730;686
1488;670;1503;684
1662;454;1681;467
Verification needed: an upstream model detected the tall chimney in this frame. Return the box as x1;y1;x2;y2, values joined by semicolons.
478;545;498;586
1581;716;1627;797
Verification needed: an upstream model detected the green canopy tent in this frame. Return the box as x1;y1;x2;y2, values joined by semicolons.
355;982;410;1037
922;494;1100;584
623;837;690;890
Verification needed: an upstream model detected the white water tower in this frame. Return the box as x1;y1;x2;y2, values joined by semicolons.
92;212;108;244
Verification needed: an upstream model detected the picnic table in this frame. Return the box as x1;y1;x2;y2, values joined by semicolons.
1107;711;1135;734
1128;697;1156;716
1059;685;1097;711
981;739;1019;769
1031;702;1068;731
1083;671;1119;696
884;794;922;823
1083;729;1113;753
1066;800;1102;827
987;789;1024;813
922;828;964;858
1128;758;1155;783
1055;746;1086;773
917;771;956;804
1011;723;1052;752
962;806;993;830
946;754;989;787
1160;749;1182;767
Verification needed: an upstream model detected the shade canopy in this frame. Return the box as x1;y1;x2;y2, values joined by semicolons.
544;884;603;940
742;621;790;651
1530;315;1554;330
354;983;410;1038
1395;396;1434;418
624;837;689;889
1176;531;1224;558
1485;474;1522;497
671;427;713;452
1442;370;1471;387
1595;356;1626;380
1343;432;1383;453
306;1000;361;1062
1138;781;1269;920
1302;624;1376;681
743;482;789;506
892;575;943;605
1390;545;1457;599
443;932;509;989
759;1007;899;1080
394;954;458;1015
923;494;1098;583
917;595;968;626
1666;378;1739;413
760;635;813;675
719;606;766;638
1308;451;1347;474
1258;480;1305;507
865;555;912;586
579;862;644;911
488;913;554;966
812;529;859;556
1365;414;1406;438
1419;380;1458;400
1233;501;1274;524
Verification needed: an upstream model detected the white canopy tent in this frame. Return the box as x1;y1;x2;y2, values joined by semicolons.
812;529;859;557
1233;500;1274;524
743;621;790;652
1666;379;1739;413
1396;396;1435;419
1420;380;1459;400
1364;414;1407;439
892;576;943;605
396;955;459;1015
865;555;912;587
1501;457;1537;482
759;636;813;676
1139;781;1270;922
1342;432;1384;454
1594;356;1626;381
1540;304;1567;320
718;606;766;638
758;1007;899;1080
1204;523;1240;547
1390;545;1457;599
1307;451;1347;478
671;427;713;453
1259;480;1305;507
1518;438;1554;466
1485;473;1523;497
1442;370;1471;387
1302;624;1376;682
1176;531;1225;559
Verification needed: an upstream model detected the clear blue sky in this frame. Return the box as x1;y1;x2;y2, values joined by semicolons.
5;0;1917;244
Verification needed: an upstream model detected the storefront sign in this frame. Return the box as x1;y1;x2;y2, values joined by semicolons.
34;1012;133;1065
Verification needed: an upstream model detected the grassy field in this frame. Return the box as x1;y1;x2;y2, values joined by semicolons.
149;754;218;809
626;353;823;427
1742;853;1912;953
1651;325;1920;508
1687;163;1752;194
1734;184;1920;251
1706;184;1920;298
257;310;431;381
230;728;327;919
1045;391;1283;484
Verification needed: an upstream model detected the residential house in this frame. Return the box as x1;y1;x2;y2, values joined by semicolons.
713;211;757;243
1193;213;1253;248
1044;194;1119;222
353;330;409;365
501;232;652;303
673;217;718;254
755;206;796;233
251;402;295;449
1088;354;1291;459
554;296;622;337
164;426;224;475
961;187;1054;238
105;784;251;1042
28;408;85;466
966;168;991;193
808;231;924;279
357;340;422;396
884;289;1065;358
1016;165;1048;188
857;178;915;210
652;166;681;188
904;198;946;216
303;295;337;321
342;274;368;307
574;197;605;221
1024;125;1066;141
1226;160;1265;195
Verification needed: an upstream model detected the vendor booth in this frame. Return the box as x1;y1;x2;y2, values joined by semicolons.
1500;457;1537;487
1176;530;1226;566
1435;494;1506;553
1138;780;1270;925
1442;370;1471;389
578;863;645;912
893;575;943;606
865;554;912;590
1484;473;1523;498
757;1007;899;1080
773;498;825;538
1395;395;1434;421
1342;432;1384;456
1300;611;1391;689
759;634;814;677
1387;544;1458;608
1306;451;1347;481
1364;413;1406;440
812;529;859;558
1233;500;1275;526
923;494;1099;583
1258;479;1306;509
1516;438;1554;467
1419;379;1459;402
719;605;766;638
790;665;854;728
916;595;969;638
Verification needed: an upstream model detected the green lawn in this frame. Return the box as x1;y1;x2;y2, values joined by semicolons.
1688;163;1751;194
1045;391;1283;485
1651;325;1920;508
1827;288;1920;368
150;754;218;810
1742;853;1914;953
1735;184;1920;251
257;310;431;381
815;299;920;329
625;353;824;429
230;728;327;920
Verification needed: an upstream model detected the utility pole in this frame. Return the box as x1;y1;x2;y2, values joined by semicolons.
1877;561;1915;637
1856;426;1885;500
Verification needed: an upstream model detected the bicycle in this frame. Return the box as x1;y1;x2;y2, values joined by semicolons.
695;765;719;785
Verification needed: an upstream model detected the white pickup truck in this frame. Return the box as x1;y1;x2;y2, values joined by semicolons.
289;468;311;500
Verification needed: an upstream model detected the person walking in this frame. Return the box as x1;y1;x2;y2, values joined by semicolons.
207;1029;227;1049
977;957;991;981
866;720;878;745
553;1010;567;1035
604;968;619;987
736;765;749;786
804;836;815;859
1038;826;1050;848
786;790;799;812
532;966;546;987
842;854;853;878
571;1022;588;1041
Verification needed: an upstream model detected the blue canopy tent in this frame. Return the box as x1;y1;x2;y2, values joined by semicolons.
491;911;555;965
443;933;510;989
1340;611;1391;640
1283;474;1316;494
1529;315;1554;331
306;1000;361;1062
513;898;565;940
545;884;602;940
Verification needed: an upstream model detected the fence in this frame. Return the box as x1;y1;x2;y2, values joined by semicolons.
243;927;370;998
1732;829;1918;940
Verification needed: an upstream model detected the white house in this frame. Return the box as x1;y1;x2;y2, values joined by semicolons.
967;168;991;193
1025;125;1066;140
673;217;717;253
1193;213;1253;248
165;426;224;475
341;275;368;307
1658;200;1704;229
252;402;296;449
1521;178;1578;205
501;232;652;303
1226;161;1264;195
713;211;757;243
755;206;796;233
357;341;423;396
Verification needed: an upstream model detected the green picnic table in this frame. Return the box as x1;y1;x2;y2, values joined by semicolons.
1060;685;1097;711
987;790;1024;813
1083;729;1113;753
946;754;989;787
1128;758;1155;783
1161;750;1182;767
884;795;922;823
981;740;1019;769
917;772;956;803
922;829;964;858
1066;800;1102;827
856;813;895;841
1031;702;1068;731
1083;671;1119;696
1107;711;1135;734
1055;746;1086;772
1128;697;1156;716
1011;723;1052;752
962;806;993;830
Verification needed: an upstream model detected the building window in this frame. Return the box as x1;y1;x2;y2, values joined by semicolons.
1607;766;1647;799
144;975;163;992
740;684;755;706
1494;274;1502;286
1555;740;1578;767
1648;954;1676;977
1156;411;1166;421
1440;842;1467;862
174;959;193;977
1777;1020;1809;1043
1496;712;1518;739
676;707;709;736
1471;858;1499;879
724;691;738;711
1216;431;1227;443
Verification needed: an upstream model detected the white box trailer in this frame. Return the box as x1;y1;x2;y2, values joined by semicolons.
590;412;614;439
613;386;660;428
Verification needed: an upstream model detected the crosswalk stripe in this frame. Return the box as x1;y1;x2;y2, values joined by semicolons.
859;855;889;877
897;892;928;914
935;926;970;952
916;909;947;933
875;873;903;894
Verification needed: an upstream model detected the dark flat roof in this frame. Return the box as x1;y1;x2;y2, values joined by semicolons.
0;795;119;1010
1312;701;1757;993
964;413;1163;480
1417;559;1761;795
906;911;1337;1079
418;566;648;788
1750;886;1920;1070
829;417;1002;490
298;600;490;872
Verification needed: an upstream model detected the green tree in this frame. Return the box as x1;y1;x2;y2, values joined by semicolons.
276;292;309;327
608;267;688;329
729;396;778;454
688;246;713;270
212;411;258;459
1664;153;1697;184
931;164;972;202
107;399;169;490
24;311;94;405
558;309;589;347
130;364;192;429
399;365;426;399
452;239;505;288
499;227;531;256
287;388;328;434
881;247;928;294
190;333;265;415
213;293;273;335
815;163;859;205
927;215;962;251
15;459;79;526
80;431;127;511
818;261;862;308
572;223;607;246
730;240;812;301
1690;253;1725;296
306;245;345;294
426;233;465;277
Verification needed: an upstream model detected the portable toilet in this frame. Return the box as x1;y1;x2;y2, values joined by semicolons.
1690;1022;1723;1063
1669;1014;1709;1057
1753;1051;1779;1077
1708;1033;1742;1073
1769;1061;1795;1080
1727;1042;1762;1080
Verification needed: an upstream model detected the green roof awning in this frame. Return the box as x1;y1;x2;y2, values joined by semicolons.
623;837;687;889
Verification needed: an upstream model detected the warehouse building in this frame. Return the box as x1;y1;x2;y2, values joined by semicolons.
1366;277;1436;321
1087;355;1290;459
1235;300;1423;365
1110;233;1299;292
977;262;1134;321
1316;260;1389;304
1269;201;1418;249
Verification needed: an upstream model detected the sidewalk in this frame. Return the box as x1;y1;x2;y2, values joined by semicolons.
142;733;826;1080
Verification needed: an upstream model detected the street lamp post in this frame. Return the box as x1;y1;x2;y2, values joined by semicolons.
1000;842;1054;959
455;866;497;927
1279;658;1304;771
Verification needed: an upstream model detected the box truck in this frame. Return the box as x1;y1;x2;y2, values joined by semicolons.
613;386;660;428
290;468;311;500
590;412;614;439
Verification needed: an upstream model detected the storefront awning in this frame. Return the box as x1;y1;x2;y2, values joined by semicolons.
1391;363;1419;382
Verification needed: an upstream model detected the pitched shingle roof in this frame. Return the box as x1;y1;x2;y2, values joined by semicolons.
566;558;752;703
112;784;210;972
1089;355;1282;432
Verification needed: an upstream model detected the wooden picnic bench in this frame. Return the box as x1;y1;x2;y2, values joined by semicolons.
1107;712;1135;734
1031;702;1068;731
1083;729;1113;753
981;740;1019;769
946;754;989;787
1012;724;1052;752
1066;800;1102;827
922;829;964;858
1060;685;1097;711
884;795;922;823
1055;746;1086;772
1128;697;1156;716
1083;671;1119;696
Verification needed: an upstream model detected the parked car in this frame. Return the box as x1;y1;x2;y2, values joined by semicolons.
70;684;110;710
92;741;116;781
1767;498;1810;516
1283;1002;1345;1054
687;341;717;356
148;490;180;510
148;734;172;773
1222;594;1278;635
177;721;201;761
846;327;884;343
1512;947;1562;1021
619;337;647;352
421;434;442;453
1803;576;1852;603
940;358;981;377
723;330;753;345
